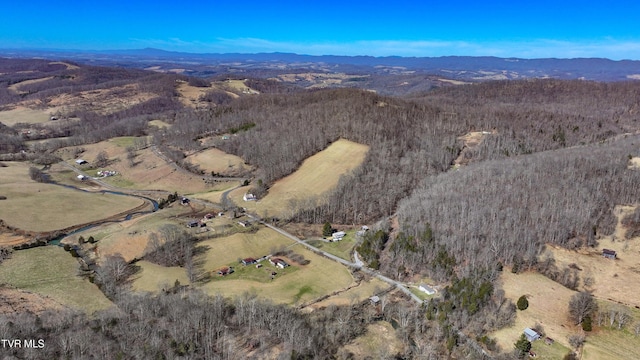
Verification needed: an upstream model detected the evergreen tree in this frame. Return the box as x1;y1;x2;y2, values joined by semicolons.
322;222;333;237
517;295;529;311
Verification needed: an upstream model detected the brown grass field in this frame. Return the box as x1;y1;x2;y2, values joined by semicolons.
185;148;252;176
8;76;55;95
546;205;640;308
0;162;144;232
310;277;390;308
0;246;112;313
46;83;157;116
492;270;640;359
191;181;240;204
492;272;577;350
0;106;51;126
229;139;369;218
56;138;211;194
148;119;172;128
176;81;211;108
343;321;404;359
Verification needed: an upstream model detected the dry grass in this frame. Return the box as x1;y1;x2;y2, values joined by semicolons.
229;139;369;218
148;119;172;128
0;162;144;232
343;321;404;359
185;148;251;176
8;76;55;95
132;260;190;293
176;81;211;108
492;271;578;350
546;205;640;308
0;246;112;313
310;277;390;308
57;139;211;193
47;83;157;115
191;182;240;204
0;106;51;126
583;327;640;360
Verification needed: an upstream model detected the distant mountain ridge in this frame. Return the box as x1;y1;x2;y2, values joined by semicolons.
1;47;640;81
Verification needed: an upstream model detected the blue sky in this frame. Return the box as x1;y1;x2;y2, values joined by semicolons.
2;0;640;59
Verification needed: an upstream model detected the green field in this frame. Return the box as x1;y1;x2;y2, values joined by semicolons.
0;162;145;231
200;244;354;304
198;227;296;271
307;230;358;260
0;246;112;313
132;260;190;293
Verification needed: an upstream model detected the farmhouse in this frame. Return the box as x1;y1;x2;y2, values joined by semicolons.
241;258;256;266
602;248;617;259
418;284;436;295
332;231;346;241
524;328;541;342
243;193;257;201
269;257;289;269
75;159;88;165
76;174;88;181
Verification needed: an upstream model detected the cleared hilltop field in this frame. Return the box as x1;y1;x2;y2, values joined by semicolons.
229;139;369;218
185;148;252;176
0;161;144;232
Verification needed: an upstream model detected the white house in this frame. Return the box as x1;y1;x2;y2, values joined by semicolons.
77;174;88;181
243;193;257;201
332;231;346;241
75;159;88;165
418;284;435;295
524;328;541;342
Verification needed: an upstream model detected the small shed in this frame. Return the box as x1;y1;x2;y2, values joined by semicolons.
187;220;199;228
602;249;617;259
524;328;541;342
77;174;88;181
369;295;380;305
75;159;88;165
544;337;554;345
243;193;257;201
181;197;190;205
418;284;436;295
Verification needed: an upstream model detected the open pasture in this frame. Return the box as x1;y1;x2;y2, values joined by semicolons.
57;139;211;193
0;106;51;126
185;148;251;176
0;162;144;232
132;260;190;293
198;227;295;271
0;246;112;313
546;204;640;308
199;243;354;304
229;139;369;218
